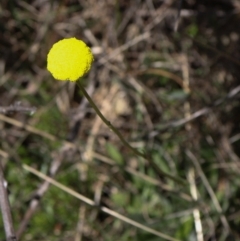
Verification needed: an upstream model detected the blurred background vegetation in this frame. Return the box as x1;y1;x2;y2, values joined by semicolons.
1;0;240;240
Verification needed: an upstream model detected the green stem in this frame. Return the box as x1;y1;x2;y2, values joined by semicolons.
77;81;186;185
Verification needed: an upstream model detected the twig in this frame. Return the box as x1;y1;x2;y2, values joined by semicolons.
0;162;17;241
0;103;36;114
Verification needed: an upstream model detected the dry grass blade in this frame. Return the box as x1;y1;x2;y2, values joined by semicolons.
23;164;181;241
186;150;230;233
187;168;203;241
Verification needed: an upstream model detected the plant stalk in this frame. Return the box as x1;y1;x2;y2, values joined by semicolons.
77;81;186;185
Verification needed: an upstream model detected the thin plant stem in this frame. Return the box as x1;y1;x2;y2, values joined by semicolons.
77;81;186;185
0;162;17;241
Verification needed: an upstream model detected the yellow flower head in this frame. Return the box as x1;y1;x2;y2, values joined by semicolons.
47;38;94;81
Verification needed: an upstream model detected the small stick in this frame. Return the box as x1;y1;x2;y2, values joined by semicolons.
0;162;17;241
0;103;36;114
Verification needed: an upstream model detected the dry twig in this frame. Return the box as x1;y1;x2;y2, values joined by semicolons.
0;162;17;241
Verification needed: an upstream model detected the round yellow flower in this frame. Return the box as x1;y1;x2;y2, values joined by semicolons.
47;38;94;81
